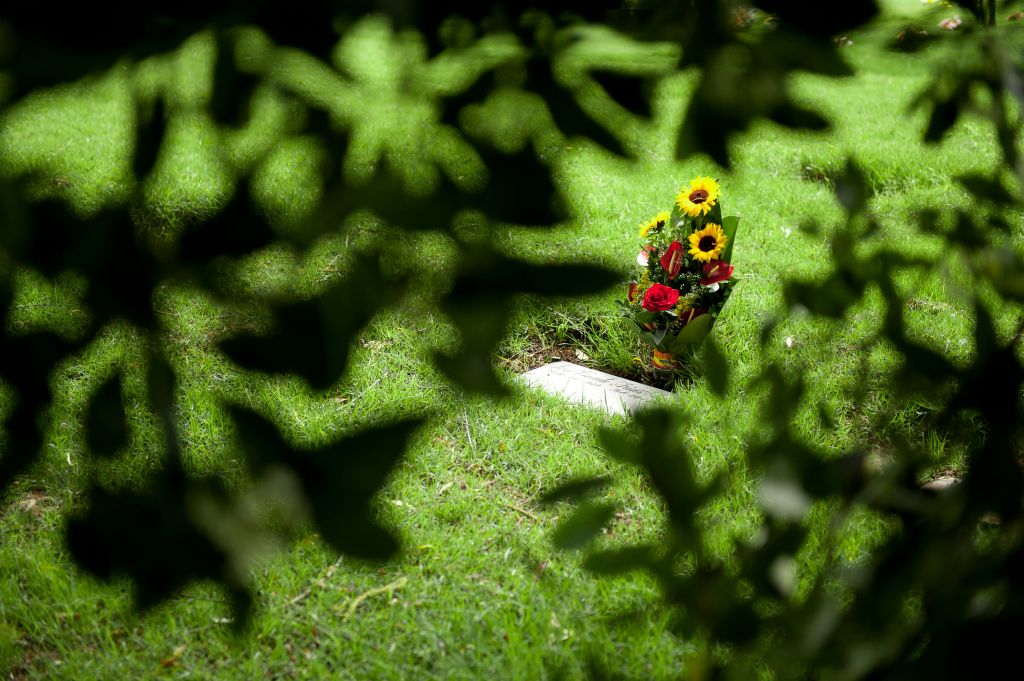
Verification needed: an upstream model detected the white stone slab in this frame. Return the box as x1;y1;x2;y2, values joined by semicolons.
518;361;672;416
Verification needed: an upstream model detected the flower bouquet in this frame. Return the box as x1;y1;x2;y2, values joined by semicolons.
622;176;739;372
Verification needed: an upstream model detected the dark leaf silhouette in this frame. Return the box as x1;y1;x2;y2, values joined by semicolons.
583;546;656;575
227;406;421;560
86;374;128;458
178;179;279;264
754;0;879;38
0;332;73;488
540;476;612;505
66;469;251;621
703;335;728;397
591;69;655;119
209;32;261;128
133;96;166;180
526;57;628;157
551;503;617;550
220;255;403;390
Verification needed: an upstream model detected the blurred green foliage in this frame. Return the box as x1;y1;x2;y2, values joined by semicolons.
0;1;1022;679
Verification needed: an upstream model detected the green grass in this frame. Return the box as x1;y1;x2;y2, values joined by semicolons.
2;1;1023;678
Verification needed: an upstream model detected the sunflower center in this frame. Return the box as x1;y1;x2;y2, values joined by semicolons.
689;189;709;204
699;236;717;252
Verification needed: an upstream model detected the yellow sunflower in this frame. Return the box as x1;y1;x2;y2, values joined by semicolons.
688;223;727;263
638;210;671;237
676;176;720;217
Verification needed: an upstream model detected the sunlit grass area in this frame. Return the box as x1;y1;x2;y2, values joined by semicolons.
1;1;1021;678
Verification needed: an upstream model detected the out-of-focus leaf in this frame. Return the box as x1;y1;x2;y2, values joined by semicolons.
526;57;628;157
835;160;871;214
741;523;806;598
0;332;71;488
892;335;960;387
306;141;567;239
704;335;729;397
220;255;402;390
472;143;569;226
957;174;1017;205
754;0;879;37
888;25;936;53
228;406;422;560
0;6;201;97
86;374;127;458
952;0;993;24
590;69;654;119
758;315;778;348
147;353;177;416
785;271;864;319
132;96;166;180
436;246;618;394
628;410;723;544
757;473;812;520
676;95;734;167
66;471;251;621
947;212;991;250
598;426;640;465
976;247;1024;301
440;71;496;129
923;92;964;143
178;179;278;265
584;546;656;575
209;32;260;128
769;102;830;131
4;201;163;325
761;30;854;77
540;476;612;505
552;502;617;550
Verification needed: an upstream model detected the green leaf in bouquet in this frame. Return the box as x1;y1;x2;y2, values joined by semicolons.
721;215;740;264
669;203;690;235
707;200;724;226
634;310;658;324
668;313;714;353
651;327;668;348
623;318;643;333
623;318;661;348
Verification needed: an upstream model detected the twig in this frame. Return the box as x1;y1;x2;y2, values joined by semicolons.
341;576;408;621
506;503;538;521
289;557;343;605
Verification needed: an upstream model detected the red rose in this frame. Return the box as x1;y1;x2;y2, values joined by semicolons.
627;282;639;302
700;259;734;286
642;283;680;311
660;241;684;279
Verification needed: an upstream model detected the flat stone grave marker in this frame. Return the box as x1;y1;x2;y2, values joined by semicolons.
518;361;672;416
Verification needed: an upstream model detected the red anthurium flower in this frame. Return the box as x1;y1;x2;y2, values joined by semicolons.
642;284;679;312
628;282;639;302
660;241;684;279
700;259;734;286
637;244;657;266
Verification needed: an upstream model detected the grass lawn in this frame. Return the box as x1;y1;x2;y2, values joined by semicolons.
1;1;1021;678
